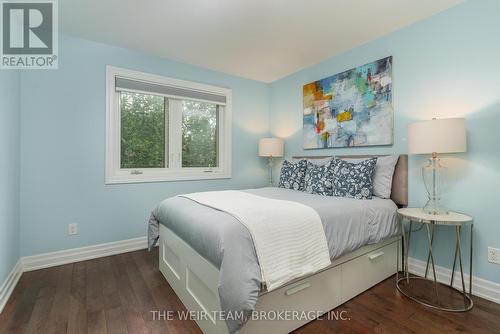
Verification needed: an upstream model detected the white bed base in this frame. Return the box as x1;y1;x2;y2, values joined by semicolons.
159;224;400;334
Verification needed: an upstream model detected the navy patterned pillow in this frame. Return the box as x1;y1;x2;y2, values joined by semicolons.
331;157;378;199
304;161;333;196
278;159;307;191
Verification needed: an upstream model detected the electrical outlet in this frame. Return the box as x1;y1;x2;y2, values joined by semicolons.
68;223;78;236
488;247;500;264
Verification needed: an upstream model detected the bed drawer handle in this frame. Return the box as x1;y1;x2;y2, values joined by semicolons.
285;282;311;296
368;251;385;261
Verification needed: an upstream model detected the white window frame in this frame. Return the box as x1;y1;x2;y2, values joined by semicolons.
105;66;232;184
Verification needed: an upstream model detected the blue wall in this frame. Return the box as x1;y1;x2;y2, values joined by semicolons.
19;35;270;256
270;0;500;283
0;71;21;283
11;0;500;286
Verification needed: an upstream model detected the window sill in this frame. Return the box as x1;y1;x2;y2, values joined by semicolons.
105;172;232;185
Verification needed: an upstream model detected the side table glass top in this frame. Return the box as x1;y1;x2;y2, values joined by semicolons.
398;208;473;225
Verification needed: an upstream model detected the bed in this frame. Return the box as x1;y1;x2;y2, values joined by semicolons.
151;155;408;334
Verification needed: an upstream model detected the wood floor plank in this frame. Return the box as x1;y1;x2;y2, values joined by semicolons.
25;266;59;333
1;248;499;334
67;261;88;334
86;258;108;333
99;256;129;334
109;253;150;334
4;270;49;333
0;271;29;332
43;264;74;334
132;250;201;334
119;252;167;333
105;306;129;334
87;310;107;334
354;286;459;334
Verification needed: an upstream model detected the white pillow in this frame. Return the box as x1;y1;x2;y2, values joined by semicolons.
341;155;399;199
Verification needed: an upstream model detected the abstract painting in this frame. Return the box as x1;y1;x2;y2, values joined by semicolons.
303;56;393;149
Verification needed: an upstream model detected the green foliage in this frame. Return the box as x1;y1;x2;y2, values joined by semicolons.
120;93;218;169
120;92;165;168
182;100;218;167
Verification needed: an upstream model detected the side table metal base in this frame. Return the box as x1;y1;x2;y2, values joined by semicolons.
397;210;474;313
396;276;473;312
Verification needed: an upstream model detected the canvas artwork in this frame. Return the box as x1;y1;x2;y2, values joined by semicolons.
303;56;393;149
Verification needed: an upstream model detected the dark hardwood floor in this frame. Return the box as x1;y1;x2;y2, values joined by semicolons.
1;249;499;334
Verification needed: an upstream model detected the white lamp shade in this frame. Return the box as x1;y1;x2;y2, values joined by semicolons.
259;138;284;157
408;118;466;154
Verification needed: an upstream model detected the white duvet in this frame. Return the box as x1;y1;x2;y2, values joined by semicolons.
180;190;331;291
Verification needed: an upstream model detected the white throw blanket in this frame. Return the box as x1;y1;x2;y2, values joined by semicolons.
179;190;331;291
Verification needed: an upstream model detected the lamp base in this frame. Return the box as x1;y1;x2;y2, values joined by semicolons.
422;155;448;216
267;156;274;187
423;200;448;215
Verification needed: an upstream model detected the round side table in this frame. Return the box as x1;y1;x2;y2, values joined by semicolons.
396;208;473;312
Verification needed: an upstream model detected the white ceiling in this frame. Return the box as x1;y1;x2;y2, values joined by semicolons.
60;0;462;82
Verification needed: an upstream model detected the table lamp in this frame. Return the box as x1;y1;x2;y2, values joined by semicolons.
259;138;284;186
408;118;466;215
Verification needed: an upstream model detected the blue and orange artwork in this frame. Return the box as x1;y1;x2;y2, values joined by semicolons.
303;56;393;149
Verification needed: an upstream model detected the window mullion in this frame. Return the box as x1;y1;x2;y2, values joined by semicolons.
167;98;172;170
168;99;183;169
217;105;222;170
114;92;121;173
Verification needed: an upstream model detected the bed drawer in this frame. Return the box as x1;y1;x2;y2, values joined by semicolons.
242;264;342;334
341;240;398;302
160;223;400;334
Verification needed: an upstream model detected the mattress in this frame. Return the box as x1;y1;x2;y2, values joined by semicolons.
148;187;399;333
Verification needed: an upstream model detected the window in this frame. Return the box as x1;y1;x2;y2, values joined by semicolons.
181;100;218;168
120;92;167;169
106;66;232;184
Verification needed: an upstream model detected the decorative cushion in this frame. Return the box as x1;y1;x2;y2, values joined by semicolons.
291;157;333;166
278;159;307;191
342;155;399;199
331;157;378;199
304;161;333;196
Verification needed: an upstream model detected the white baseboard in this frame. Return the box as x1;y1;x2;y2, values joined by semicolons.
22;236;148;272
2;241;499;314
0;236;147;314
408;257;500;304
0;259;23;314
